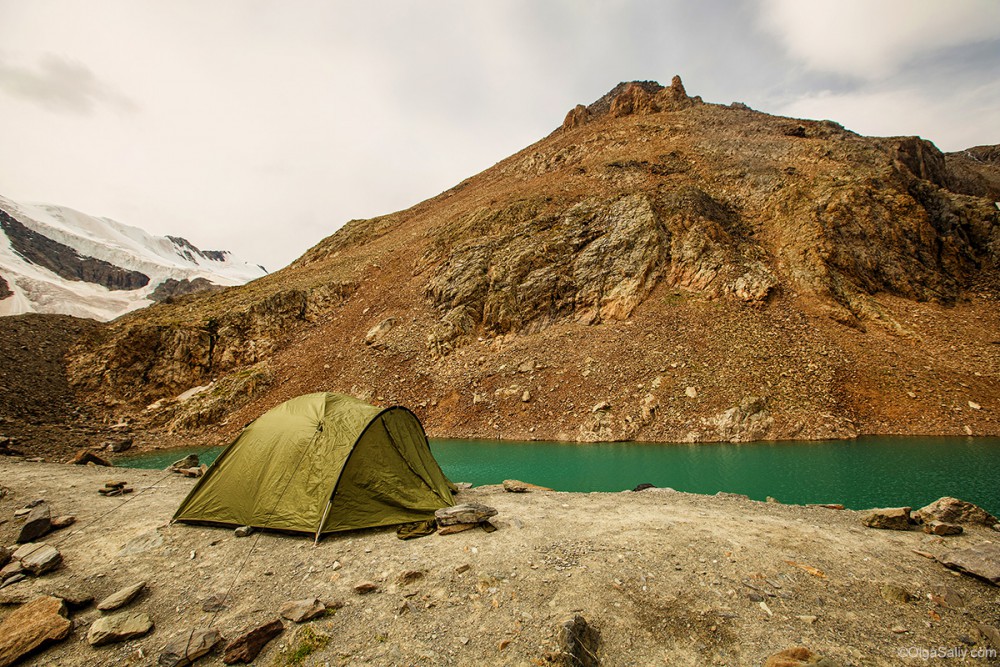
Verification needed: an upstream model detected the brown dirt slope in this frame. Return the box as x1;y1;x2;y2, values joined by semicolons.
17;77;1000;448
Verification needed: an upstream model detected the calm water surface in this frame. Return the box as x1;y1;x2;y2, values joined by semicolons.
119;436;1000;515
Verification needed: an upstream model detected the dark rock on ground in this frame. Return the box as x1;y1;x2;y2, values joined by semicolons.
554;614;600;667
16;502;51;543
222;618;283;664
0;595;72;667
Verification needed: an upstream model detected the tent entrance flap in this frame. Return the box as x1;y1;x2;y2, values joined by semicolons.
172;392;454;536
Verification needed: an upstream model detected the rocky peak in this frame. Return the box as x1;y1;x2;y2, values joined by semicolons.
563;76;699;130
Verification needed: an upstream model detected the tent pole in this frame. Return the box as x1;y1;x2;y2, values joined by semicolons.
314;499;333;545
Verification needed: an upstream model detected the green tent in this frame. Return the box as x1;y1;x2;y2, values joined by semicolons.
173;392;454;539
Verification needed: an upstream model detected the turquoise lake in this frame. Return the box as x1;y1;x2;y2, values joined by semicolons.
118;435;1000;515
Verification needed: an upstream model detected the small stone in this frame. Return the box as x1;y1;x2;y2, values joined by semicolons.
685;386;698;398
879;584;913;604
222;618;283;664
87;611;154;646
455;564;471;574
969;401;981;410
763;646;841;666
591;401;610;412
12;543;62;576
17;503;51;543
766;496;780;504
54;589;94;610
49;516;76;531
977;623;1000;649
861;507;912;530
0;595;72;667
923;520;963;536
0;574;26;589
397;570;425;585
107;438;133;453
0;562;25;584
797;615;818;624
97;581;146;611
891;626;909;634
158;628;223;667
278;598;325;623
179;467;203;478
435;503;498;526
521;390;531;402
352;582;378;595
234;526;254;538
70;450;112;466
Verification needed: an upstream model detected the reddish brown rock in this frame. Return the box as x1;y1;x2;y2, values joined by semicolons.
922;520;963;536
764;646;841;666
222;618;283;664
562;104;590;130
0;595;72;667
70;449;112;466
861;507;912;530
914;497;998;527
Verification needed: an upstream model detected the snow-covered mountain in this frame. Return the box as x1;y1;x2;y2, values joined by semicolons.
0;195;267;321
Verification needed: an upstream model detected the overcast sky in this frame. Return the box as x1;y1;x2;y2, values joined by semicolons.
1;1;998;270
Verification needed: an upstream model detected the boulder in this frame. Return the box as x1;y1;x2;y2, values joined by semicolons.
222;618;283;664
97;581;146;611
16;503;51;543
106;438;133;453
922;520;963;536
12;543;62;576
278;598;325;623
158;628;223;667
434;503;498;526
913;497;998;527
764;647;841;666
87;611;154;646
0;595;72;667
554;615;600;667
69;450;112;466
861;507;912;530
939;543;1000;586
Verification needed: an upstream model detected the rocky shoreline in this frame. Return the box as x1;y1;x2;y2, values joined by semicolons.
1;460;999;666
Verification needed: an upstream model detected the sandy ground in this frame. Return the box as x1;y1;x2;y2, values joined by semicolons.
1;459;999;666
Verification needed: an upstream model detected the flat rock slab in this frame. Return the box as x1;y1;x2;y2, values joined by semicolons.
158;628;223;667
861;507;912;530
279;598;325;623
435;503;498;526
17;503;52;544
0;595;72;667
97;581;146;611
70;450;112;466
87;611;154;646
923;520;962;536
12;543;62;576
940;543;1000;586
222;618;283;664
503;479;553;493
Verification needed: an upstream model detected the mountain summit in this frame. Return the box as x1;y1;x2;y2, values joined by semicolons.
18;77;1000;448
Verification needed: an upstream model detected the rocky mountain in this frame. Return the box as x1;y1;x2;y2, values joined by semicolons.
0;196;267;321
12;76;1000;450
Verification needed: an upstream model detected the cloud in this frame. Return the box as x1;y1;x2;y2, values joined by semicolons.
0;53;138;115
758;0;1000;79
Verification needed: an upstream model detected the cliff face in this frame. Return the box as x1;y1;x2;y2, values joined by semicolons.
61;77;1000;444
